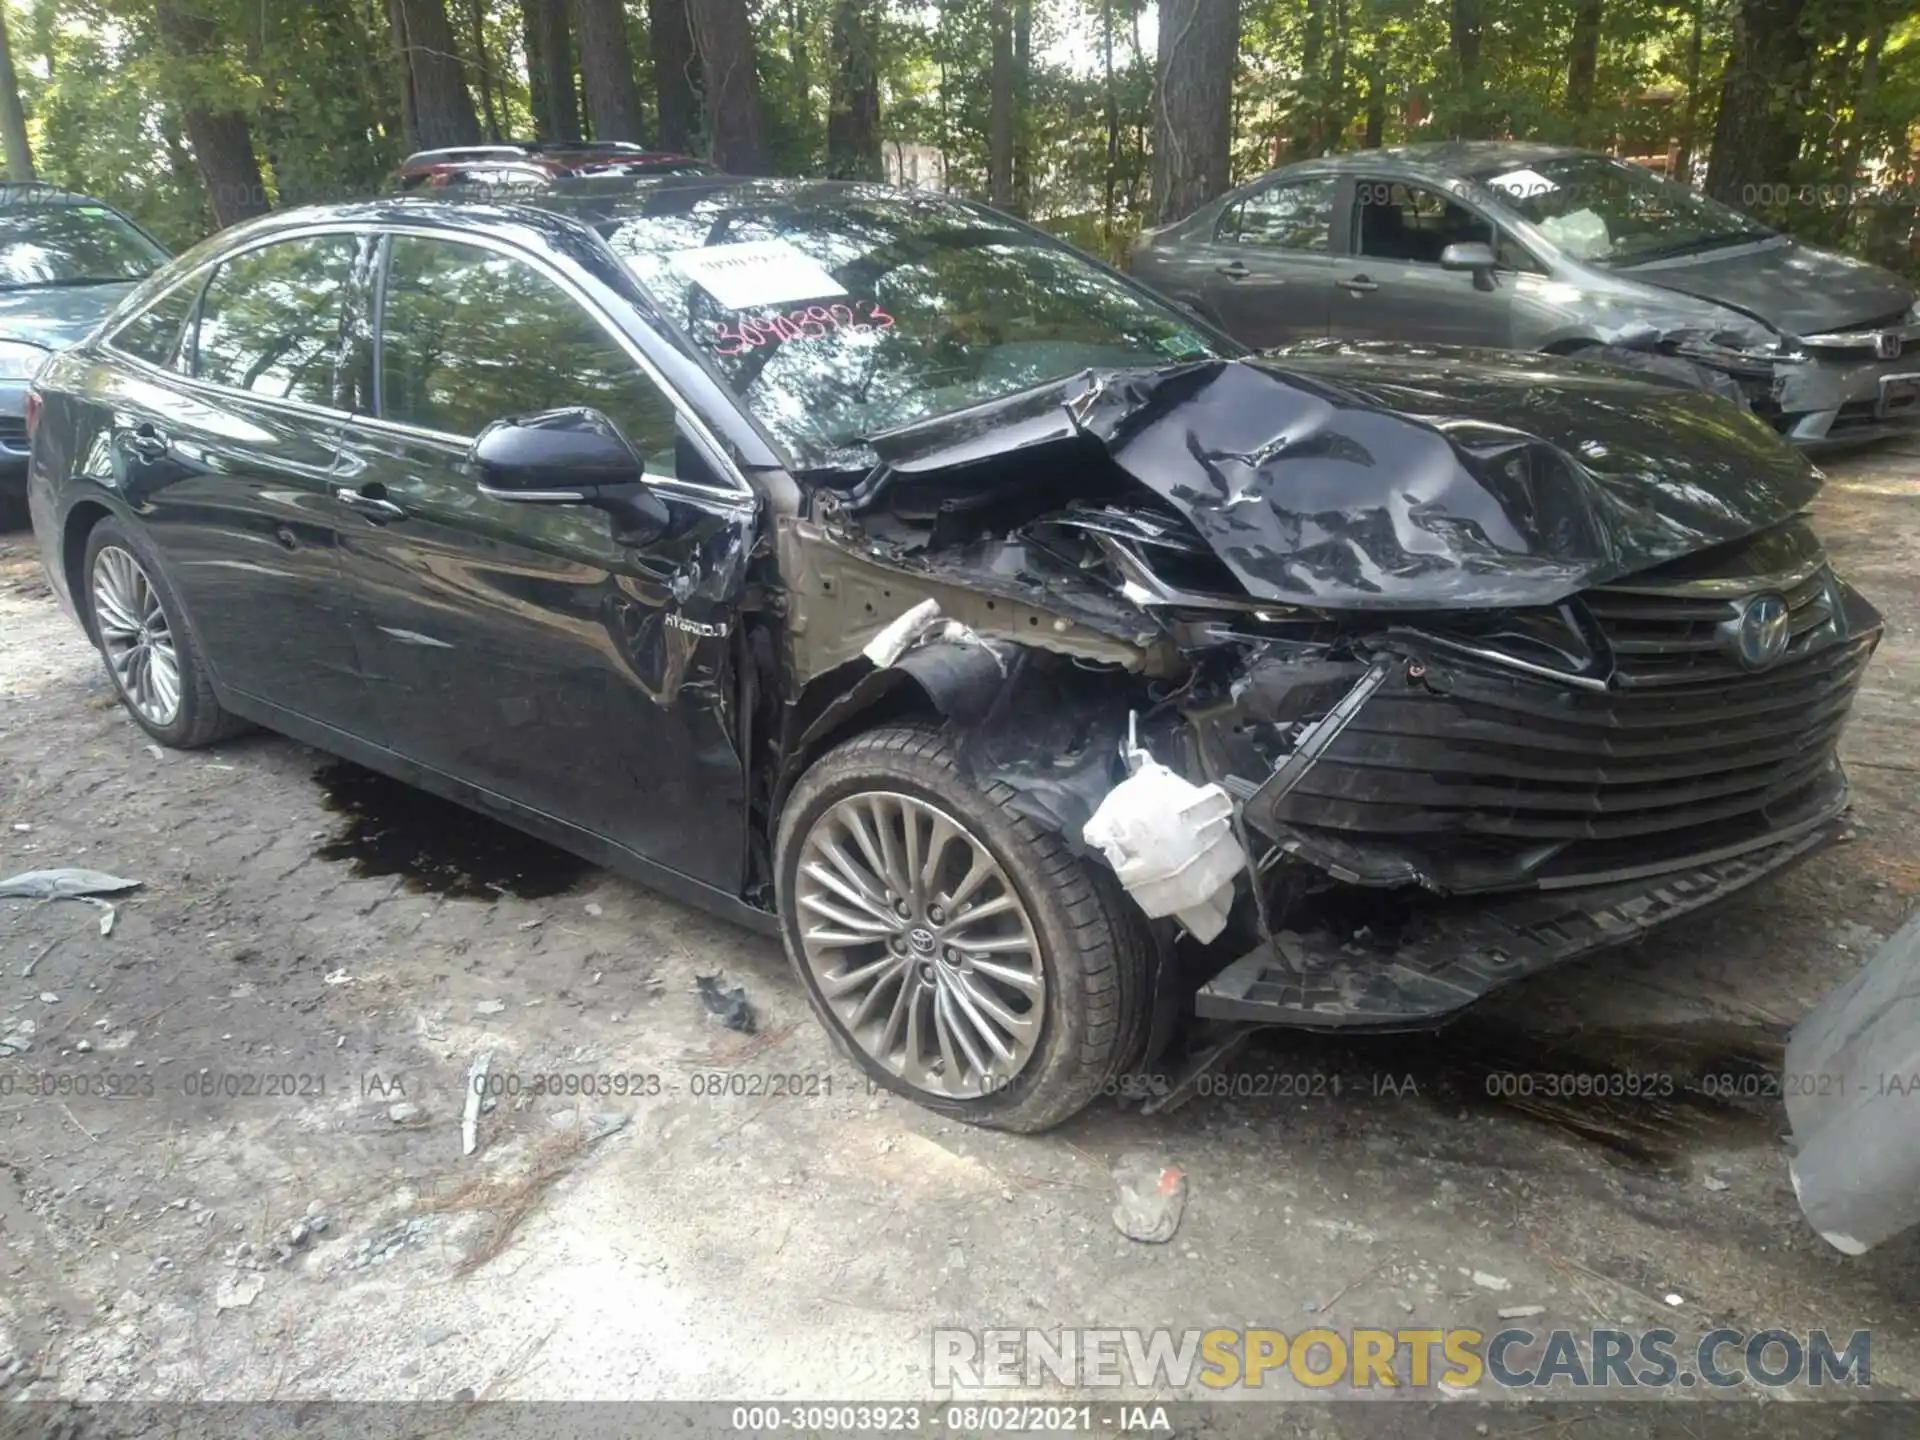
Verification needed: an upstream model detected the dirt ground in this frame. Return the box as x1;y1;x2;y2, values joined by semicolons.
2;442;1918;1428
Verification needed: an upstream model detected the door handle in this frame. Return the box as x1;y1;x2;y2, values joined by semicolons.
127;424;169;461
1339;275;1379;294
1216;260;1250;279
333;485;409;522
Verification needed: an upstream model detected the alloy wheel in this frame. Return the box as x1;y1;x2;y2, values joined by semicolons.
92;545;182;728
794;791;1046;1098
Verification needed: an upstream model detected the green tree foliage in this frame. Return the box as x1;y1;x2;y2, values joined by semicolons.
0;0;1911;275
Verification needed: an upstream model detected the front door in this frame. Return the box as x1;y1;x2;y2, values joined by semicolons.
125;231;380;735
332;233;756;893
1330;179;1518;348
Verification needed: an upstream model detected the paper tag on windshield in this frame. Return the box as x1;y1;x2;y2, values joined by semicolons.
1486;167;1558;199
667;240;847;311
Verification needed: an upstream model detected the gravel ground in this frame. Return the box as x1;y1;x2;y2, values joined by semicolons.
2;443;1919;1430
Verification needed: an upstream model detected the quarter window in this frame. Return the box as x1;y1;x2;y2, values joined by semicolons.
378;236;678;476
1219;179;1335;251
110;283;198;369
193;234;362;406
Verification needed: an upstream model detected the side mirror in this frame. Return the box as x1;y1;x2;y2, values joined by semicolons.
1439;241;1499;291
471;407;669;545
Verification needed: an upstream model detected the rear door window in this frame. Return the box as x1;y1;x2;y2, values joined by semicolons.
376;234;679;475
193;234;362;408
110;282;199;370
1218;179;1336;251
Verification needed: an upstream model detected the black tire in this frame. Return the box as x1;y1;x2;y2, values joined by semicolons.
81;518;246;749
776;722;1155;1133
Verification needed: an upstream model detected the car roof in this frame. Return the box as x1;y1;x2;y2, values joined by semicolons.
0;182;118;208
196;176;958;265
1293;141;1592;181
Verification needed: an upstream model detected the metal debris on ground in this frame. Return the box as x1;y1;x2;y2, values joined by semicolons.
1110;1151;1188;1243
463;1051;492;1157
696;973;756;1034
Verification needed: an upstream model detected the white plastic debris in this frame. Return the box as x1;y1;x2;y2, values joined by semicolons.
0;868;141;900
1082;718;1246;943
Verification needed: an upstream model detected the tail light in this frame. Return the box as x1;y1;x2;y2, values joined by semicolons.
24;390;40;443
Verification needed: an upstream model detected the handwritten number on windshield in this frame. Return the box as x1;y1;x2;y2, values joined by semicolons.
713;301;895;355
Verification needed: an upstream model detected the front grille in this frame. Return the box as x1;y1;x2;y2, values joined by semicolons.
1583;566;1833;686
1256;563;1879;885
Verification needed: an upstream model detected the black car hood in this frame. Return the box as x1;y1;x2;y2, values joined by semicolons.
1617;236;1914;336
0;280;138;351
866;349;1822;610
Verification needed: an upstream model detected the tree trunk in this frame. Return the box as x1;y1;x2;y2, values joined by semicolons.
1291;0;1323;159
1101;0;1117;241
648;0;701;152
1449;0;1490;137
826;0;881;180
522;0;581;141
1012;0;1032;214
987;0;1014;205
154;0;271;226
1150;0;1237;225
1837;24;1885;183
1676;0;1704;175
574;0;645;142
469;0;502;140
0;9;36;182
1363;50;1385;148
1326;0;1346;153
1704;0;1810;208
689;0;769;173
388;0;482;150
1566;0;1602;118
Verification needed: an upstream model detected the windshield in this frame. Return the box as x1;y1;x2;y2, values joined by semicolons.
601;186;1223;460
1470;154;1772;266
0;202;168;289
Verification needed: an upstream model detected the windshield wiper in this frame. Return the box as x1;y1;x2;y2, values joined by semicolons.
1610;231;1772;265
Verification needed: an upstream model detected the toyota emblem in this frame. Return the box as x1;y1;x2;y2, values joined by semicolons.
1721;593;1792;670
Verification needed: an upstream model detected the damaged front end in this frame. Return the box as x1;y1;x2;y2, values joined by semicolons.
781;356;1883;1032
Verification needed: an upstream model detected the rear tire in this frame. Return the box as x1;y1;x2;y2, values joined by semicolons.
82;518;246;750
776;722;1154;1132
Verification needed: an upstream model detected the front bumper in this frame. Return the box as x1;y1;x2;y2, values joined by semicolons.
0;379;27;497
1769;348;1920;447
1197;809;1842;1028
1178;551;1882;1028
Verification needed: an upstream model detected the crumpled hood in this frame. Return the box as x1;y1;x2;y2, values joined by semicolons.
867;349;1822;610
0;281;137;351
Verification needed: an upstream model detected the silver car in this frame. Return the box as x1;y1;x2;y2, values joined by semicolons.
1130;141;1920;448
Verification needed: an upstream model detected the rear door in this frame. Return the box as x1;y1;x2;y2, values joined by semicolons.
332;231;756;893
1330;178;1521;347
115;230;381;734
1198;176;1340;346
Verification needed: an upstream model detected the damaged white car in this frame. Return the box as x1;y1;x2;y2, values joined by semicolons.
31;177;1884;1131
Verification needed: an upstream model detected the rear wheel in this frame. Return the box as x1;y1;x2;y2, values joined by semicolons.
83;518;244;749
776;723;1154;1132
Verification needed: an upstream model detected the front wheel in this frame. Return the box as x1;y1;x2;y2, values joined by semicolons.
776;724;1154;1132
82;518;245;749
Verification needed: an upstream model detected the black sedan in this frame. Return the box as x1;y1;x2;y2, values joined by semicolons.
27;177;1882;1130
